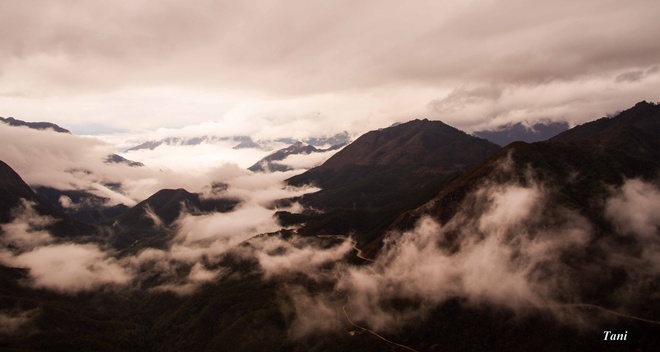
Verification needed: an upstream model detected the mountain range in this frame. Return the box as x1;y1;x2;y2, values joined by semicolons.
248;141;346;172
126;131;351;152
474;120;569;146
1;101;659;351
1;116;71;133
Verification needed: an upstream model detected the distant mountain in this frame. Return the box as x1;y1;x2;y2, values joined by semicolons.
0;116;70;133
301;131;351;147
249;142;321;172
286;119;501;242
104;154;145;167
474;120;569;146
127;132;351;152
248;141;345;173
126;136;253;151
126;135;268;151
0;160;93;238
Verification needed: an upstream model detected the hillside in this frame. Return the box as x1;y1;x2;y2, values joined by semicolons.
286;119;501;243
550;100;660;162
379;102;660;315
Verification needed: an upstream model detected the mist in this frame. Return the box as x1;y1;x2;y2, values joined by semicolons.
245;161;660;338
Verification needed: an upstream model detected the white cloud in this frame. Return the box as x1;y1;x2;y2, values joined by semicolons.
0;0;657;137
606;179;660;239
6;243;131;293
0;200;54;251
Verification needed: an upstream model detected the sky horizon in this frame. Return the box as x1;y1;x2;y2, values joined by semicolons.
1;0;659;140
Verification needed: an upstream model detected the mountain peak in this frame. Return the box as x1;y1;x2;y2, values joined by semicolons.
305;118;497;172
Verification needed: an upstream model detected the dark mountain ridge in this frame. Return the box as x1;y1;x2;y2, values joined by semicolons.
0;116;70;133
391;101;660;239
371;102;660;333
305;119;499;172
286;119;501;243
550;100;660;162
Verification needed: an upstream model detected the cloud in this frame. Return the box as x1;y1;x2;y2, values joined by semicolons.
277;149;342;171
606;179;660;239
0;123;280;204
122;169;318;294
606;179;660;274
1;0;658;136
253;235;352;281
0;202;131;293
0;309;39;335
2;0;657;96
6;243;131;293
0;200;54;251
245;162;606;336
0;126;323;295
282;286;344;340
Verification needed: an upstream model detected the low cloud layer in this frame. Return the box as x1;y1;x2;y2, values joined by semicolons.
0;201;131;293
0;170;316;295
252;178;593;336
248;166;660;338
0;123;291;204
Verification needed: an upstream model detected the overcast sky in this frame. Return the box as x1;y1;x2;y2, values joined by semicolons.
1;0;658;139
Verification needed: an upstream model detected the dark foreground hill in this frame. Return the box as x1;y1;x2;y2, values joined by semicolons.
286;119;501;244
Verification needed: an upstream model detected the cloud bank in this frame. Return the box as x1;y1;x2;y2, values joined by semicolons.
0;0;658;137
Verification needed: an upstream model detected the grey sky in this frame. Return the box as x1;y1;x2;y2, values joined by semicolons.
1;0;658;138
